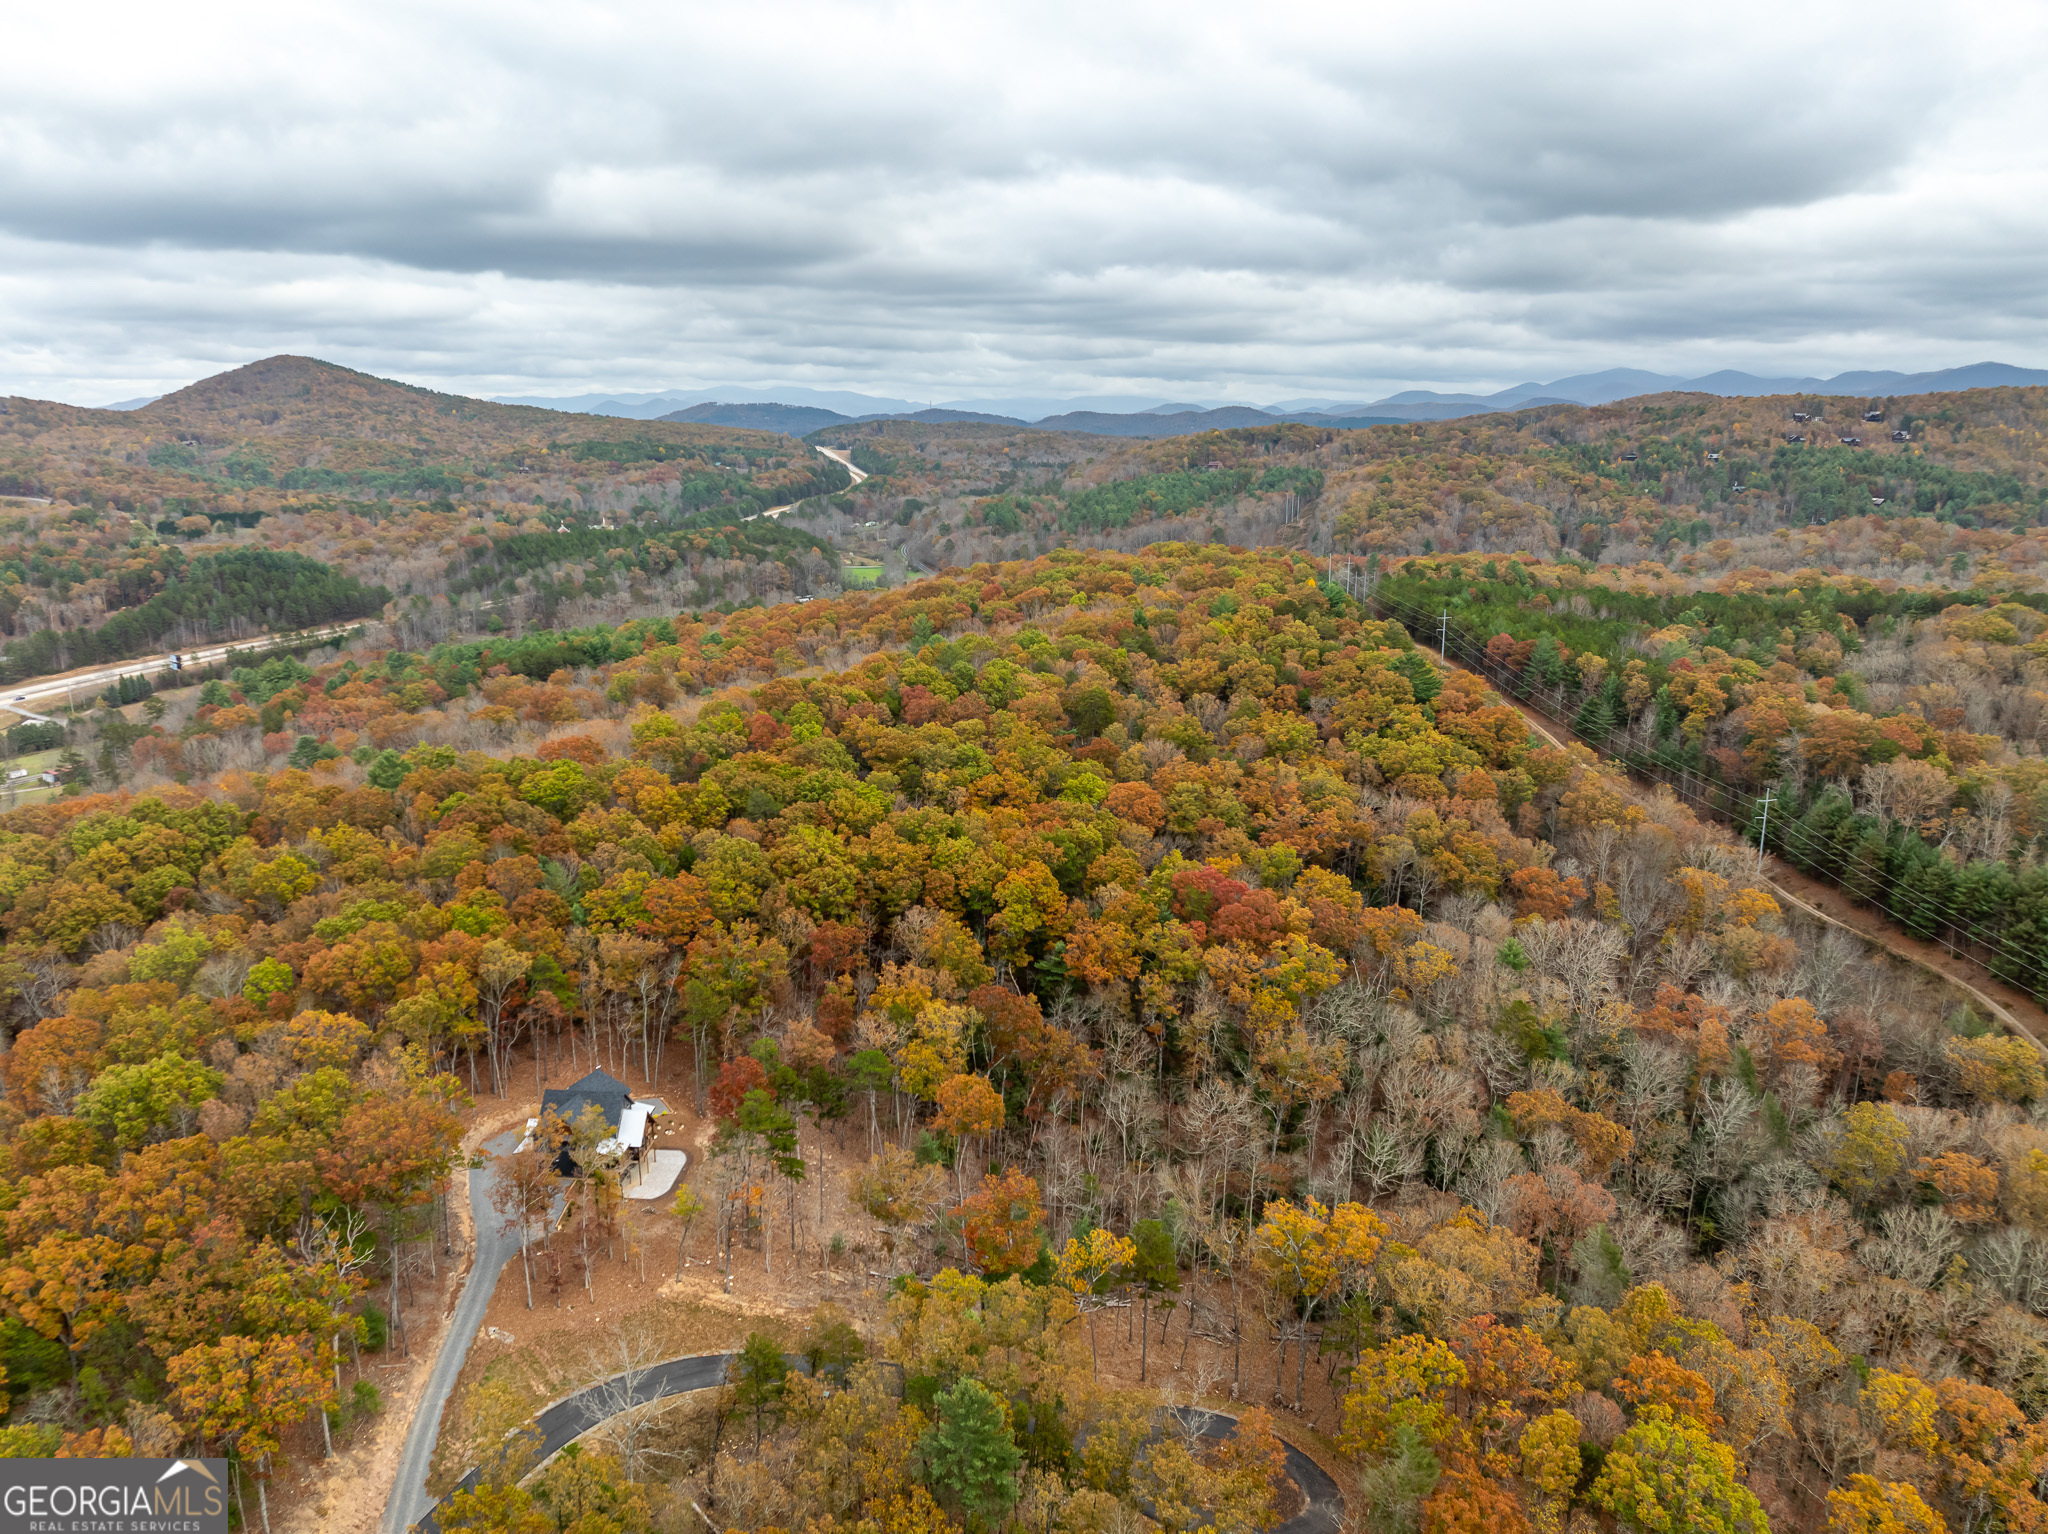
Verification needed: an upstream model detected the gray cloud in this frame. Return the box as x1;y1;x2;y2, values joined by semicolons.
1;0;2043;404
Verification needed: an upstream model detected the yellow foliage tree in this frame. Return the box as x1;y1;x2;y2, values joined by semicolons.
1517;1410;1581;1534
1252;1198;1385;1409
1826;1475;1944;1534
1588;1406;1765;1534
1949;1034;2047;1105
1864;1369;1941;1456
2000;1141;2048;1233
1054;1228;1135;1379
893;1000;973;1100
1340;1334;1468;1458
1828;1102;1911;1204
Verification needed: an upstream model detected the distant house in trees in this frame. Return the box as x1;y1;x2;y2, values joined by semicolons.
535;1068;655;1177
1892;430;1911;442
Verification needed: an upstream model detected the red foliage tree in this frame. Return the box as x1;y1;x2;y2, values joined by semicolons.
710;1056;770;1123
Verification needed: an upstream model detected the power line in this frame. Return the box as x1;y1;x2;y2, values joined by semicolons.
1448;626;2048;998
1354;579;2048;999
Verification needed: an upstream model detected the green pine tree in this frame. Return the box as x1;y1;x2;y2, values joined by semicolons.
1391;650;1441;704
1128;1217;1180;1381
921;1377;1021;1529
1571;689;1617;745
730;1332;789;1450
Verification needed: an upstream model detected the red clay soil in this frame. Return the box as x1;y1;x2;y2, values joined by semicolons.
1457;657;2048;1054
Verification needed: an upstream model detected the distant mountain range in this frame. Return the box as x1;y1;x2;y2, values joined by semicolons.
652;400;1412;437
486;361;2048;440
1336;361;2048;415
657;402;1024;433
1023;406;1407;436
493;388;1209;421
98;359;2048;437
493;384;931;420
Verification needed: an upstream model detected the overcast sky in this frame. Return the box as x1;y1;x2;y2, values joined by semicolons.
4;0;2044;407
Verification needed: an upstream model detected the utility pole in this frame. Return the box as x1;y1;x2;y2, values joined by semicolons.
1754;788;1774;874
1438;610;1449;660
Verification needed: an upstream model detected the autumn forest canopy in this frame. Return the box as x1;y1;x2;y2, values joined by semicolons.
0;532;2043;1534
10;360;2048;1533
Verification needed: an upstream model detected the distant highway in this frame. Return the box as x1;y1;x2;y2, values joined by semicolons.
753;444;869;521
3;444;868;722
0;621;364;722
814;445;867;483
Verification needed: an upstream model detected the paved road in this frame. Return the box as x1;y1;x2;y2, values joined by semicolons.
753;444;869;522
813;446;868;485
409;1360;1343;1534
0;621;363;721
1172;1408;1344;1534
412;1353;736;1533
382;1129;530;1534
528;1353;732;1463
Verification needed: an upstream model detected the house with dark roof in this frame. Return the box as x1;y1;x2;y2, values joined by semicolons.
537;1068;647;1176
543;1067;630;1130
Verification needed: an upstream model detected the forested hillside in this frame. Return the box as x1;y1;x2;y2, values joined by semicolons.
0;544;2042;1534
0;357;849;672
1335;549;2048;1013
8;359;2043;690
803;387;2048;593
0;550;387;683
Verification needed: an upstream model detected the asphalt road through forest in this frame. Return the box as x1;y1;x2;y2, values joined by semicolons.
0;622;361;721
756;444;868;520
410;1375;1343;1534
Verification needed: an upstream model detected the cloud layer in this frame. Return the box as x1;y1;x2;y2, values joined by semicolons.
4;0;2044;404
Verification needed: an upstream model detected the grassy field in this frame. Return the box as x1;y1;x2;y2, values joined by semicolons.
0;748;64;808
841;564;885;589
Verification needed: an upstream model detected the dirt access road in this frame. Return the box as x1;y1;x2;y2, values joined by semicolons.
1443;652;2048;1052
